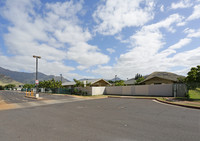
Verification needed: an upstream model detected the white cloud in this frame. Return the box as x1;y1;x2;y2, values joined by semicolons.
66;42;110;68
183;28;195;34
0;0;109;79
91;14;191;79
185;28;200;38
171;0;193;9
93;0;155;35
106;48;115;54
143;14;185;32
169;38;191;50
160;5;164;12
187;4;200;21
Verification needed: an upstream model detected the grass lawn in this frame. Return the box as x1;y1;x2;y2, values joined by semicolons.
188;88;200;100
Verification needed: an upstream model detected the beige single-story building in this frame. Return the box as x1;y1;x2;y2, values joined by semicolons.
140;72;185;85
62;79;111;89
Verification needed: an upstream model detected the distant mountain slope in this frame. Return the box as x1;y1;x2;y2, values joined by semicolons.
0;67;69;84
0;74;23;86
110;77;123;82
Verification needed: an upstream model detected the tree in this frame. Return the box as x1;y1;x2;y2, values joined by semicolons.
135;73;143;80
108;80;114;84
0;85;4;90
177;77;186;83
115;80;125;86
186;65;200;83
185;65;200;89
38;79;63;88
23;84;35;89
134;77;145;85
73;79;91;87
4;84;16;89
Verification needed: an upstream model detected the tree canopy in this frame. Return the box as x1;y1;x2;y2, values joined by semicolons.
38;79;63;88
115;80;125;86
23;84;35;89
134;77;145;85
186;65;200;83
73;79;91;87
4;84;16;89
135;73;143;80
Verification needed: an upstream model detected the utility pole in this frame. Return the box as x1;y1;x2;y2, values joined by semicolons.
33;55;41;97
60;74;62;83
115;75;117;82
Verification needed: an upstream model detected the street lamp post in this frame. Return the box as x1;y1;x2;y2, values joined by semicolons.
60;74;62;83
33;55;41;97
115;75;117;82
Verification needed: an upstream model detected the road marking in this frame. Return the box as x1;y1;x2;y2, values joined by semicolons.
12;98;87;109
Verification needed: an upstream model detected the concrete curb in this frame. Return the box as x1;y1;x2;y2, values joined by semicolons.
107;96;156;100
108;96;200;110
24;96;43;100
155;99;200;110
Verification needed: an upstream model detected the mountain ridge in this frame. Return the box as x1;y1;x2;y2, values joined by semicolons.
0;74;23;86
0;67;69;84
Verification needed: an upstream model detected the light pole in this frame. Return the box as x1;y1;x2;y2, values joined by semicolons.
33;55;41;97
60;74;62;83
115;75;117;82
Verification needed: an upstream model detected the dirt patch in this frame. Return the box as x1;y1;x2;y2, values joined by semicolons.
0;100;16;111
174;101;200;107
157;97;200;108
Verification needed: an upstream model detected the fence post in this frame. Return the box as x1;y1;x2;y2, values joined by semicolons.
173;84;177;97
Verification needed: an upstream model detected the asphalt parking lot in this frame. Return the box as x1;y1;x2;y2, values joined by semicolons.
0;97;199;141
0;90;73;104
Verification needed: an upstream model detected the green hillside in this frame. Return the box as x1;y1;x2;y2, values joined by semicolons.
0;74;23;86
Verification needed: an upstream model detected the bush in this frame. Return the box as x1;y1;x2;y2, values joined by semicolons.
0;85;4;90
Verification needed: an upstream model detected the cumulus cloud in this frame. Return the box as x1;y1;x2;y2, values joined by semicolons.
187;28;200;38
93;0;155;35
143;14;185;32
169;38;191;50
66;42;110;68
171;0;193;9
0;0;109;79
91;14;196;79
106;48;115;54
160;5;164;12
187;4;200;21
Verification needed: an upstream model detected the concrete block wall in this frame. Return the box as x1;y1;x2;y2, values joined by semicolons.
105;84;174;96
75;84;186;97
92;87;106;95
76;87;92;95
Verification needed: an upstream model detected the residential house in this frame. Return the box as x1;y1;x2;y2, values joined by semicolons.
62;79;111;89
139;72;185;85
124;78;136;86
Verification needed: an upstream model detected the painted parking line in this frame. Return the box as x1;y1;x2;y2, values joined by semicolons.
10;97;87;109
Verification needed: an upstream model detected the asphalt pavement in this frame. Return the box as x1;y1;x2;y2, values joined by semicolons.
0;98;199;141
0;90;74;104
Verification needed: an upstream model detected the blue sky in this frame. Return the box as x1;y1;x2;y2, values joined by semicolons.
0;0;200;80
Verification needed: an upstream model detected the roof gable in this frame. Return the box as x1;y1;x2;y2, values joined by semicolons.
140;72;185;83
62;79;111;86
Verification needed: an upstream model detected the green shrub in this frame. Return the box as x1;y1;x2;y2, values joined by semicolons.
0;85;4;90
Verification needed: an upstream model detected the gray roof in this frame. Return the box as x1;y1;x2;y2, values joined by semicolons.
124;78;136;85
140;72;184;83
62;79;111;86
62;81;76;86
